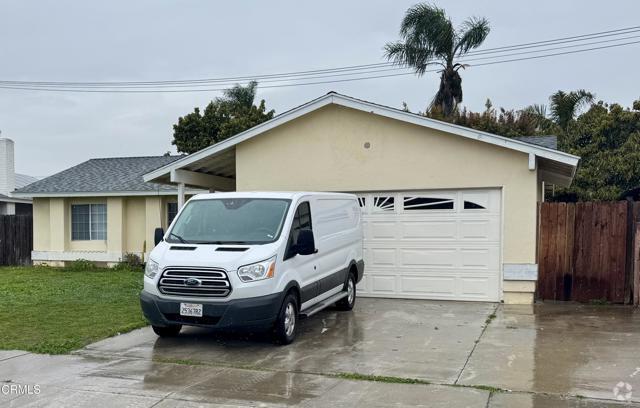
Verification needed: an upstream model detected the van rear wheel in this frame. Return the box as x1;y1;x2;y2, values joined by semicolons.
273;293;298;345
336;273;356;311
152;324;182;337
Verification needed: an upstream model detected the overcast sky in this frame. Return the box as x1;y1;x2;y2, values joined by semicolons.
1;0;638;177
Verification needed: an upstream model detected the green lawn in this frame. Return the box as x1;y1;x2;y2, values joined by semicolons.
0;266;148;354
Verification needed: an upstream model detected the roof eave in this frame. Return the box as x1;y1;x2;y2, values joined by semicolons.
11;189;206;198
143;92;581;183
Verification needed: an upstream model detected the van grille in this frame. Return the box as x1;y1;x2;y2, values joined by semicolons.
158;267;231;298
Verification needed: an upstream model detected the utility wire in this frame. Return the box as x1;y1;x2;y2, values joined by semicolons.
1;25;639;88
0;39;637;93
4;32;637;91
3;24;639;88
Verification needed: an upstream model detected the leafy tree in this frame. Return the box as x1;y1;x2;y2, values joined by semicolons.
384;3;490;116
553;100;640;201
423;98;559;137
414;90;640;201
172;82;275;154
549;89;594;131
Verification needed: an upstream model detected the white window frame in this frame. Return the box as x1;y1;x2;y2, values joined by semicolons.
71;203;107;241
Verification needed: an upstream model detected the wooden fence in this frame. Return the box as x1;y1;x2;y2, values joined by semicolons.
537;201;639;304
0;215;33;266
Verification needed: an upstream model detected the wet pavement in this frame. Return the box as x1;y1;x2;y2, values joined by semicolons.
1;299;639;407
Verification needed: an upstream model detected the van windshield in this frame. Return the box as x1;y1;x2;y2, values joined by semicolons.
167;198;291;245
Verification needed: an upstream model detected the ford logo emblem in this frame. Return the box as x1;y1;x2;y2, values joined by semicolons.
184;278;201;287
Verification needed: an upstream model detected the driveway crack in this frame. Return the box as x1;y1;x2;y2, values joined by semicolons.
454;304;498;385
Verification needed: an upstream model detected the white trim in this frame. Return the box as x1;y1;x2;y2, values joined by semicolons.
143;92;580;183
528;153;536;171
11;189;206;198
170;169;235;191
31;250;135;263
177;182;185;209
0;196;32;204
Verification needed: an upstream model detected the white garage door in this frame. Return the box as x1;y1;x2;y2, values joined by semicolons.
357;189;501;302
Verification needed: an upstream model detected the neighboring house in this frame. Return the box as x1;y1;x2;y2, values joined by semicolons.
12;156;204;266
0;137;38;215
143;92;580;305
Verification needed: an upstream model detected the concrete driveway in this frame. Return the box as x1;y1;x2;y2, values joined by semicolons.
1;298;639;407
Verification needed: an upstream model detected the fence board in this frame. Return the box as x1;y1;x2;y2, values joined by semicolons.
634;221;640;305
0;215;33;266
537;201;629;303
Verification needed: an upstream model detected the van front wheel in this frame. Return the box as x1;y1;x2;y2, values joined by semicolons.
273;293;298;345
336;273;356;311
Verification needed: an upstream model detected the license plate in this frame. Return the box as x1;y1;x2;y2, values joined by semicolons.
180;303;203;317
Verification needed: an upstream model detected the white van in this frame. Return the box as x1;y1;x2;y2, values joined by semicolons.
140;192;364;344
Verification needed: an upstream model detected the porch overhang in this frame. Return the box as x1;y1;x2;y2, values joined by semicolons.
144;147;237;191
537;156;579;188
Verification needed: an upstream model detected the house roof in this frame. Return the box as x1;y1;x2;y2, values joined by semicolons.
13;155;203;198
15;173;39;189
512;135;557;150
144;92;580;188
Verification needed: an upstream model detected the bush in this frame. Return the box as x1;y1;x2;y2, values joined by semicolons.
66;259;96;271
113;253;144;270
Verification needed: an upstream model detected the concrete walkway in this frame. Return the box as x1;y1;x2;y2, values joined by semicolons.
1;299;639;407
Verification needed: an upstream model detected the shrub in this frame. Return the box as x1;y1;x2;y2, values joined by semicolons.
66;259;96;271
113;253;144;270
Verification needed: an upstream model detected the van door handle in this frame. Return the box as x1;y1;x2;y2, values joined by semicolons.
313;248;318;254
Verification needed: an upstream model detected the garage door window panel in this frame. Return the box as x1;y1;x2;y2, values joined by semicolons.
463;201;487;210
372;196;395;213
403;196;454;211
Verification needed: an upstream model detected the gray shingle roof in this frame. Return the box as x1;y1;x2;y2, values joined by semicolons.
15;173;38;189
15;156;185;195
513;135;558;150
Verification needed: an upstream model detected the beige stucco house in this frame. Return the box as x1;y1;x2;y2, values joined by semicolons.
143;92;579;304
13;156;203;265
16;93;579;304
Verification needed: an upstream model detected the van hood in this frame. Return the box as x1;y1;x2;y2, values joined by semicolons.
150;242;280;271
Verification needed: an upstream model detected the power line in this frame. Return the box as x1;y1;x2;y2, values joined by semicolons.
4;32;637;91
1;39;637;94
460;25;640;56
2;25;639;88
14;24;640;88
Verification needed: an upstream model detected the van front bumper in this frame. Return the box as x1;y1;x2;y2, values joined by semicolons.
140;290;284;329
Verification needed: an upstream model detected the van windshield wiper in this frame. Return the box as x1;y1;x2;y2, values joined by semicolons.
168;232;188;244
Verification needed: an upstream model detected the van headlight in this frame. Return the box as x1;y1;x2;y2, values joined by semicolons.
237;256;276;282
145;259;159;279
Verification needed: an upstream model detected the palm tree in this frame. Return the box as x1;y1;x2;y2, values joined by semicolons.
549;90;594;131
223;81;259;110
384;4;490;116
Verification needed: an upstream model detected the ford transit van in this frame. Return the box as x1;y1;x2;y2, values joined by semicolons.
140;192;364;344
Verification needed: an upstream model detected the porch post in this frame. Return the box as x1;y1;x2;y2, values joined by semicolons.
177;182;185;209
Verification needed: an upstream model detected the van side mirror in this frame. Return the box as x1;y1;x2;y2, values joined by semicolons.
154;228;165;246
295;229;316;256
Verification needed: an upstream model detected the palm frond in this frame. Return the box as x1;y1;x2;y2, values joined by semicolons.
223;81;258;109
454;17;490;55
522;104;548;118
384;42;444;74
550;89;595;129
384;3;455;73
